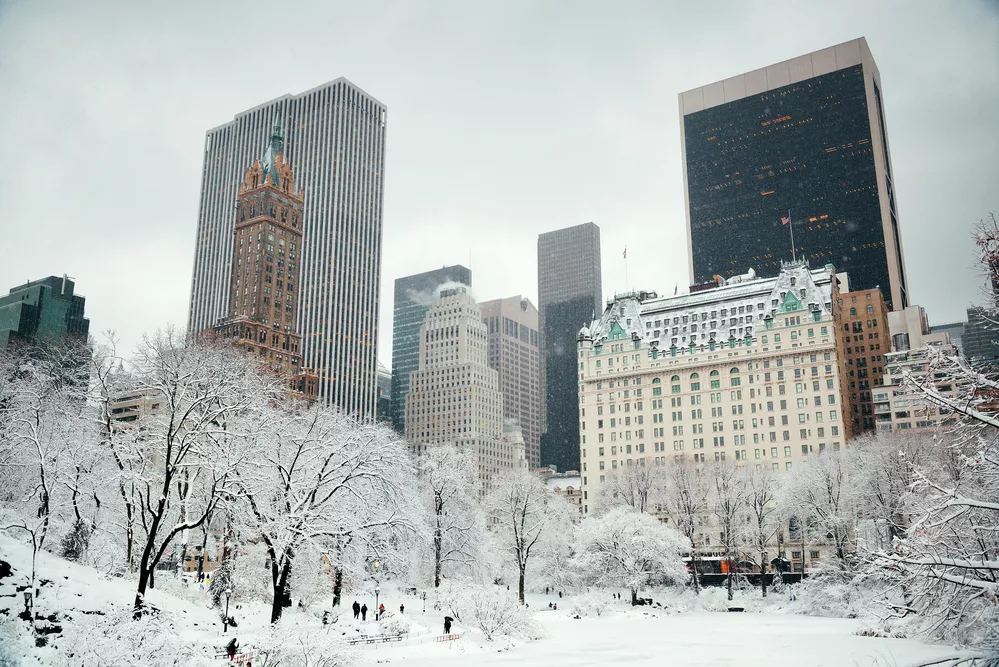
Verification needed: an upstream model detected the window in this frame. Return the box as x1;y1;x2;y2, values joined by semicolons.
671;375;681;394
710;370;720;389
730;367;741;386
690;372;700;391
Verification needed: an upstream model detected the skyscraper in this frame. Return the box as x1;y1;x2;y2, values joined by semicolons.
0;275;89;350
404;286;514;493
679;37;908;310
479;295;542;468
208;122;317;398
391;265;471;433
188;78;386;416
538;222;602;472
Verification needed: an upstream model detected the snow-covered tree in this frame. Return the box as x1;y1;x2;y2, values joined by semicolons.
236;404;415;623
661;458;711;592
596;463;665;514
710;461;746;600
872;346;999;651
127;328;276;615
573;505;688;604
739;463;782;598
486;468;567;603
417;444;485;588
438;582;541;641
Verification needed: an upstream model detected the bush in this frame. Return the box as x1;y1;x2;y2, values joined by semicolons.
569;593;609;618
256;620;355;667
439;582;542;642
378;612;411;636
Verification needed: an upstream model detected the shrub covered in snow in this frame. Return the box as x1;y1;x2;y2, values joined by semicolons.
256;620;356;667
440;582;542;642
569;593;609;618
378;611;411;636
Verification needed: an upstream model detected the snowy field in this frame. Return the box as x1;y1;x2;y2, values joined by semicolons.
1;536;960;667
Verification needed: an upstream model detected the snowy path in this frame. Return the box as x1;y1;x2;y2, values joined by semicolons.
372;610;957;666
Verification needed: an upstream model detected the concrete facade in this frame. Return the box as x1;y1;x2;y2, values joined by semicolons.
404;287;515;493
577;262;850;515
838;288;890;434
479;295;542;468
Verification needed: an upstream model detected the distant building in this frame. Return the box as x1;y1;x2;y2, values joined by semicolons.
108;389;165;424
538;222;602;472
0;275;90;350
501;419;529;471
837;289;890;433
875;305;960;433
376;362;391;422
535;466;583;518
479;295;542;468
391;265;472;434
404;286;515;493
679;37;908;310
929;321;964;355
188;78;386;416
207;122;317;399
961;306;999;363
578;262;850;516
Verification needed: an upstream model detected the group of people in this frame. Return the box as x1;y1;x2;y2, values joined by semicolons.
351;600;405;621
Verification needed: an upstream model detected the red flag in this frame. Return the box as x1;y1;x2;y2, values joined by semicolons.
781;216;790;225
623;247;627;259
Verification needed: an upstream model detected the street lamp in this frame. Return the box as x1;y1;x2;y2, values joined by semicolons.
422;591;426;614
373;560;381;620
223;588;233;632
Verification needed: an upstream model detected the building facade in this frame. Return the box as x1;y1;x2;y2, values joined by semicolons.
404;287;515;492
538;222;602;472
0;275;90;350
577;262;850;515
209;122;314;393
376;361;391;422
188;78;386;416
838;288;889;433
961;306;999;363
479;295;542;468
391;265;472;433
679;37;908;310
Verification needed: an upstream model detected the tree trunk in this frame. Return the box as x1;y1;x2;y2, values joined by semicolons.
332;567;343;607
689;544;701;594
433;522;443;588
630;588;638;606
518;567;525;604
270;557;293;624
196;526;210;580
726;555;734;601
760;551;768;598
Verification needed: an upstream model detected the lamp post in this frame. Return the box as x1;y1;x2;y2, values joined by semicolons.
422;591;426;614
223;588;233;633
373;559;381;620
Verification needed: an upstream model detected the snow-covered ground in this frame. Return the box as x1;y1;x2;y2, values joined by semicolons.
0;536;958;666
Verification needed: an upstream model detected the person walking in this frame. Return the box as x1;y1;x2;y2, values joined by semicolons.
352;600;360;619
225;637;238;659
399;603;405;614
361;603;368;621
378;603;385;620
443;616;453;635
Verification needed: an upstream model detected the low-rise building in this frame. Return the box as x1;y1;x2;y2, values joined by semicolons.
577;261;851;515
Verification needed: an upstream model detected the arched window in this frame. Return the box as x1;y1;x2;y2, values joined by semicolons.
730;367;741;387
652;377;662;396
671;375;681;394
710;369;721;390
690;372;701;391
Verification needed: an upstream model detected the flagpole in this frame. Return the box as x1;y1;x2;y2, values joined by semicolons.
624;247;629;290
788;209;796;263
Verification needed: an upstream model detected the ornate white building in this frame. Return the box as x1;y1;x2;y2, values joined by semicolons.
405;287;516;492
577;261;854;515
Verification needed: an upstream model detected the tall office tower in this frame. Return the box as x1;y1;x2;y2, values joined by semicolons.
679;37;908;310
404;287;514;493
0;275;89;350
376;362;391;422
838;288;889;433
188;78;386;416
538;222;602;472
479;295;542;468
391;265;471;433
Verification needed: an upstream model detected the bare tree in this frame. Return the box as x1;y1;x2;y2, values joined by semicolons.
486;468;566;603
418;444;484;588
597;464;665;514
710;461;746;600
662;458;711;593
740;463;781;597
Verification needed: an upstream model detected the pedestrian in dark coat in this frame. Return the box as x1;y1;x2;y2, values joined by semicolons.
361;603;368;621
352;600;360;619
443;616;453;634
226;638;238;659
399;603;405;614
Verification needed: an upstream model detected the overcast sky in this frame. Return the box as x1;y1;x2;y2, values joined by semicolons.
1;0;996;367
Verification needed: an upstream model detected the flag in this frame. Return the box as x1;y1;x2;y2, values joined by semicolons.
781;215;790;225
623;247;627;259
674;284;678;296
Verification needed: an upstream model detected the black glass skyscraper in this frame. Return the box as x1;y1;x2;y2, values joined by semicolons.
391;265;472;434
538;222;602;472
680;37;908;310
